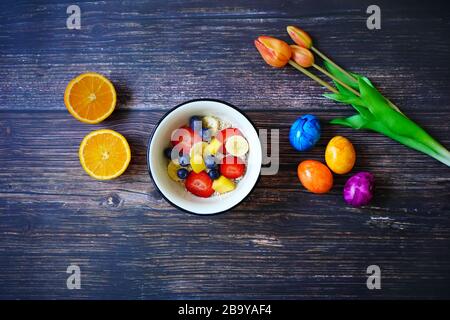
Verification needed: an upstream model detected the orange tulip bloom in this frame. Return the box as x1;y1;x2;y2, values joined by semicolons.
287;26;312;49
254;36;292;68
290;45;314;68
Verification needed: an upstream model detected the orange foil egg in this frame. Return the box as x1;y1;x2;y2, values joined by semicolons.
325;136;356;174
297;160;333;194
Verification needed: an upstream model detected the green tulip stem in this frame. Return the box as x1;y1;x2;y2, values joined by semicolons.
288;60;338;94
311;46;358;84
313;63;361;97
386;99;404;115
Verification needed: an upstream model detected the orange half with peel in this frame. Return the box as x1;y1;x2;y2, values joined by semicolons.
79;129;131;180
64;72;116;124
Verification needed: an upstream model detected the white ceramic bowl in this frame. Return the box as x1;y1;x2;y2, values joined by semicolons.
147;99;262;215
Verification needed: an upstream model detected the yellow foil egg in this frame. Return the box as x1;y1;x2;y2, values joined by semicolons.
325;136;356;174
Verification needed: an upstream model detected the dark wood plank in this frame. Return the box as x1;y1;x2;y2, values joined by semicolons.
1;1;450;112
1;0;450;300
0;110;449;299
3;0;447;20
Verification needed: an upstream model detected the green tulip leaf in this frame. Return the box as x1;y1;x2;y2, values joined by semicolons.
325;63;450;166
323;60;359;91
330;114;369;129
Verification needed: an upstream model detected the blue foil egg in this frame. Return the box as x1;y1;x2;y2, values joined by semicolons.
289;114;321;151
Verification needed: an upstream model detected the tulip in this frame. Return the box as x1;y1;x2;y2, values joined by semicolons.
254;28;450;166
290;45;314;68
287;26;358;84
287;26;312;49
326;62;450;166
255;36;357;96
254;36;292;68
290;45;360;96
255;36;338;93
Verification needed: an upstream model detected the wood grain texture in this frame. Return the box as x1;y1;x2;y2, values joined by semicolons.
1;110;449;299
1;0;450;112
1;0;450;299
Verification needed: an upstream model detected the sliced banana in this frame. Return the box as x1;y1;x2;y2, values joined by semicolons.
202;116;219;135
167;161;182;182
225;135;249;157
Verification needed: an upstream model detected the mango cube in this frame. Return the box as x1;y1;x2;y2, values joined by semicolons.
205;138;222;156
212;176;236;194
190;154;206;173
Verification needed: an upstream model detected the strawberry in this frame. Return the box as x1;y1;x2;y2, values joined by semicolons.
171;126;201;147
185;171;214;198
171;126;201;155
220;156;245;179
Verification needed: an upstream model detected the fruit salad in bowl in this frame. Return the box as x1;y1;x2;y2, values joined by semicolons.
165;115;250;198
147;99;262;215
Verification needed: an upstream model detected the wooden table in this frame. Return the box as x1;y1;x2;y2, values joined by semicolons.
1;0;449;299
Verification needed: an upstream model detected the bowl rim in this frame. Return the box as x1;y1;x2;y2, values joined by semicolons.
146;98;262;216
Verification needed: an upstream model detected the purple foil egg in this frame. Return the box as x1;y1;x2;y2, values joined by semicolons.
343;172;374;207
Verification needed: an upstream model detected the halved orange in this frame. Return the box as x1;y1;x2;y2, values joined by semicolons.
79;129;131;180
64;72;116;124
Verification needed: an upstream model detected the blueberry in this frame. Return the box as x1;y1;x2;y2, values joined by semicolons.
189;115;203;132
179;154;190;167
164;147;174;159
202;128;212;142
204;155;216;169
177;168;189;180
208;169;220;180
